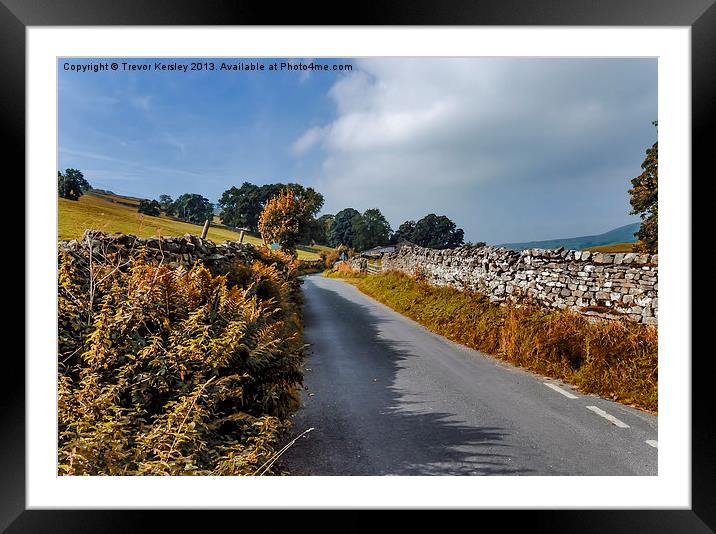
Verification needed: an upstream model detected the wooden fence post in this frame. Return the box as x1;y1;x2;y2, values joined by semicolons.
201;218;210;239
239;230;245;244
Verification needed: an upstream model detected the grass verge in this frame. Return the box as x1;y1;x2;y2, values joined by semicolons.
325;269;657;412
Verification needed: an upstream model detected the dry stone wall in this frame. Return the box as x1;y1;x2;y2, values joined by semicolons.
350;245;657;325
59;230;259;274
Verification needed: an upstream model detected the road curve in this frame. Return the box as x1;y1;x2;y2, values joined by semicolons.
282;274;657;476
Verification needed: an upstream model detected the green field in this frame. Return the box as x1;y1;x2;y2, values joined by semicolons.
59;192;323;260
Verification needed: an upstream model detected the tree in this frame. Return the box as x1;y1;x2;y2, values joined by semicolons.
219;182;324;233
352;208;392;251
391;220;416;244
174;193;214;225
299;213;336;245
629;139;658;253
260;183;324;218
158;194;175;215
219;182;263;231
138;199;161;217
58;170;84;201
328;208;360;248
318;214;335;235
64;168;92;192
286;184;324;217
313;214;335;245
300;218;325;245
258;189;312;254
411;214;464;249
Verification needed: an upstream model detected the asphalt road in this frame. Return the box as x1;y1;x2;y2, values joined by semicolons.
282;274;658;476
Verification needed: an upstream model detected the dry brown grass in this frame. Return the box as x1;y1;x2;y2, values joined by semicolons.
327;270;657;412
324;263;365;278
585;242;640;253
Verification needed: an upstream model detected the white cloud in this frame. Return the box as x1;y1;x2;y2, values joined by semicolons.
293;58;657;243
286;58;315;84
292;125;326;156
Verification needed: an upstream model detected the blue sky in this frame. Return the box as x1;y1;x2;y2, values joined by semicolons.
59;57;657;244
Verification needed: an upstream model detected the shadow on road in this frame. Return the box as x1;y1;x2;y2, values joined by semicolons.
281;278;532;476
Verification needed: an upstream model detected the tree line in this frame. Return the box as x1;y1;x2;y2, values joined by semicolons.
57;169;470;253
216;184;467;251
139;193;214;225
139;183;324;232
316;209;466;251
143;182;467;252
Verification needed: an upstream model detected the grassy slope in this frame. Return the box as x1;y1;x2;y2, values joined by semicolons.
59;193;321;260
326;269;657;412
585;242;639;253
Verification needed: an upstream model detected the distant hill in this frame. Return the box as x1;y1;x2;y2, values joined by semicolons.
499;222;640;251
86;189;144;208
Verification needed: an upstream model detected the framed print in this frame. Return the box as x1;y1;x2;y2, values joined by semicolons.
7;0;715;531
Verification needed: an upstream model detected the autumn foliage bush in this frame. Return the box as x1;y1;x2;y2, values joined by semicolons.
319;248;340;269
58;244;305;475
258;189;311;255
329;270;658;412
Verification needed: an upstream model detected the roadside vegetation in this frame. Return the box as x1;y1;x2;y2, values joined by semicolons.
57;181;333;475
325;269;657;412
58;241;306;475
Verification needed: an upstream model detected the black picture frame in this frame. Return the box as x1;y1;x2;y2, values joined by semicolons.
6;0;714;531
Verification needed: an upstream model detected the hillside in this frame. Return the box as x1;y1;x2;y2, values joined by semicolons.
58;191;322;260
499;222;640;251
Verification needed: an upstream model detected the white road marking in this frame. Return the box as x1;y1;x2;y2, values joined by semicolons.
585;406;630;428
543;382;579;399
646;440;658;448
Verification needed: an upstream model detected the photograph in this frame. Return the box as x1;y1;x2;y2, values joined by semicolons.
7;6;710;527
56;56;659;477
1;0;712;524
3;0;712;523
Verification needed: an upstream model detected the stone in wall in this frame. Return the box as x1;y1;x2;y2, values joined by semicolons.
345;256;367;272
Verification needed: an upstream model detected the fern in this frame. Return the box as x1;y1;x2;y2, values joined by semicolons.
58;242;305;475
